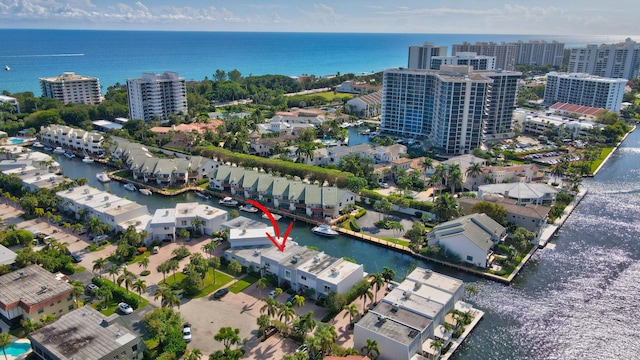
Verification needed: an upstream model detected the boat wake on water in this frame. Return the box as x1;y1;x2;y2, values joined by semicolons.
0;53;85;58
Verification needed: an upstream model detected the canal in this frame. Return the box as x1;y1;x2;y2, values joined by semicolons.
53;129;640;359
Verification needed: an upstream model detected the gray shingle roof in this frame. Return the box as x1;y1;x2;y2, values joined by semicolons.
429;214;505;252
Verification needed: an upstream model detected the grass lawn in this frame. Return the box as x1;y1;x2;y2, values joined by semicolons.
163;270;235;298
590;146;615;173
128;251;150;265
381;237;411;247
74;265;86;274
92;279;150;316
113;170;131;178
292;91;353;101
229;275;259;294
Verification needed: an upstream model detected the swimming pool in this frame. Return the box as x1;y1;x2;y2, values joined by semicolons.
5;341;31;356
9;138;24;144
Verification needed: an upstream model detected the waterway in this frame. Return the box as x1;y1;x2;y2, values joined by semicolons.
53;129;640;359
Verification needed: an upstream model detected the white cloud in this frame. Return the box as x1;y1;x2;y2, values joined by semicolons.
134;2;149;12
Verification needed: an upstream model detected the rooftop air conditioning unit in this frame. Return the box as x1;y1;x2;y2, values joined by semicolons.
84;189;90;194
104;196;109;201
414;282;422;290
403;290;412;299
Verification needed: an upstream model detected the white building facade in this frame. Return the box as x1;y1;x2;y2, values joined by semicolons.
40;124;104;155
544;72;627;113
407;42;448;70
39;72;102;105
127;71;188;121
569;39;640;79
430;52;496;71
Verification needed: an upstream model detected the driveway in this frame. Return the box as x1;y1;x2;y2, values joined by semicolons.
355;209;414;240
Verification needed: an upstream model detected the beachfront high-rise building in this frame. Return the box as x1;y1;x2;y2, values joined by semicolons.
544;72;627;113
515;40;565;67
126;71;187;122
39;72;102;105
381;65;521;154
408;42;448;69
452;42;517;71
430;52;496;71
568;39;640;79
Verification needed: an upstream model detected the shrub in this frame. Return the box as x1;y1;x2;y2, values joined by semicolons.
354;208;367;219
349;217;361;232
92;277;141;309
140;270;151;276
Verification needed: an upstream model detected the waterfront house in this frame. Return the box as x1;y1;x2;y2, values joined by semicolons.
209;165;355;219
335;80;381;94
248;132;297;157
353;267;465;360
29;305;144;360
440;154;487;191
477;182;558;205
2;165;64;191
481;164;546;185
346;90;382;118
303;143;407;166
0;265;75;327
150;203;228;242
39;124;104;155
426;214;506;268
458;196;551;233
225;241;364;300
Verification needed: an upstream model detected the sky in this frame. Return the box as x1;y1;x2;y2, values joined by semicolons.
0;0;638;35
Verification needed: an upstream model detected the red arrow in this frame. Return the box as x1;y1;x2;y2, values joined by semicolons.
246;199;293;252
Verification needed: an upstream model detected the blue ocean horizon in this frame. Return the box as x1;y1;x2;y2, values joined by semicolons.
0;29;637;95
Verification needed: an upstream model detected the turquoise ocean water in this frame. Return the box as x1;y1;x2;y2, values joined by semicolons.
0;30;637;95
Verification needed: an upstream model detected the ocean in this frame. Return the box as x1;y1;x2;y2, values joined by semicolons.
0;29;638;96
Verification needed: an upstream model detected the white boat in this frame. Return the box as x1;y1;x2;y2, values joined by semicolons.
64;151;76;159
124;183;137;191
218;197;238;206
4;65;9;71
32;142;44;148
139;188;152;196
239;204;259;213
263;213;282;221
53;147;65;154
82;156;94;163
96;172;110;183
196;192;211;200
311;224;339;237
358;129;370;135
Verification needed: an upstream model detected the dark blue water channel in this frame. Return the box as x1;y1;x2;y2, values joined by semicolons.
53;129;640;358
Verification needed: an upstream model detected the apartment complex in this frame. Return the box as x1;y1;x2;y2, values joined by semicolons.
353;268;466;360
127;71;187;121
452;42;518;71
40;124;104;155
544;72;627;113
407;42;448;69
346;90;382;118
304;143;407;166
208;165;355;219
0;265;75;327
29;306;144;360
514;40;565;67
39;72;102;105
430;52;496;71
225;240;364;300
380;65;520;154
568;39;640;79
150;203;228;241
0;95;20;113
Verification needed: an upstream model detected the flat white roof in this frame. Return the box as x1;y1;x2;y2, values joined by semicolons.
151;208;176;225
317;259;362;285
405;268;463;295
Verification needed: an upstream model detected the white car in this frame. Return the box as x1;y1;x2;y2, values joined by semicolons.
268;290;276;298
118;302;133;315
183;323;192;343
93;234;109;242
380;182;389;189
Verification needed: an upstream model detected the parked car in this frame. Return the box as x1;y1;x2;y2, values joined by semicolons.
262;326;278;341
152;246;160;254
70;253;82;263
86;283;99;294
380;182;389;189
93;234;109;242
296;345;309;354
268;290;276;298
182;323;192;343
118;302;134;314
212;288;229;299
286;295;296;305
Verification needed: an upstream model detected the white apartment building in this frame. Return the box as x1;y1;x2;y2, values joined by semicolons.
522;113;601;138
57;185;151;230
569;39;640;79
39;72;102;105
127;71;187;121
150;203;228;241
40;124;104;154
430;52;496;71
544;72;627;113
346;90;382;118
2;165;63;191
225;241;364;300
407;42;448;69
304;143;407;166
382;66;512;154
515;40;565;67
0;95;20;113
452;42;517;71
354;268;465;360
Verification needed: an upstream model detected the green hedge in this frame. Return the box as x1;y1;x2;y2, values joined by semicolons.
194;146;353;187
349;217;361;232
92;277;140;309
354;207;367;219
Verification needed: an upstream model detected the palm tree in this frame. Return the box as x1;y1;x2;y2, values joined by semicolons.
430;339;443;358
185;348;203;360
68;280;84;305
154;284;180;309
465;162;483;190
297;311;317;337
138;257;149;271
292;294;305;309
168;259;179;282
422;157;434;177
434;193;462;223
255;277;268;299
107;264;120;283
343;303;359;326
132;279;147;298
361;286;374;312
0;332;12;360
260;297;279;320
157;262;170;282
208;257;221;284
117;268;136;294
191;218;204;235
361;338;381;360
97;287;113;310
278;302;297;326
202;240;219;258
381;267;395;289
447;166;463;194
371;273;385;304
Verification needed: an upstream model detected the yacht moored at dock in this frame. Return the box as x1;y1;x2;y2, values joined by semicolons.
196;192;211;200
218;197;238;206
82;156;94;163
262;213;282;221
139;188;152;196
96;172;110;183
53;147;65;154
239;204;259;213
311;224;339;237
124;183;137;191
